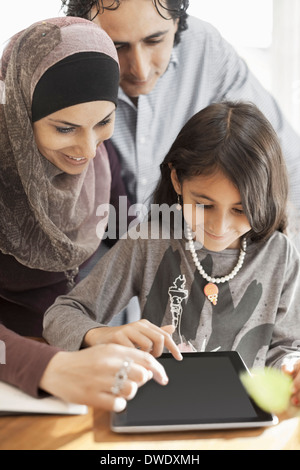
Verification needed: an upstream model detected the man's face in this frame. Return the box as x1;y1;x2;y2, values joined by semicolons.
92;0;178;99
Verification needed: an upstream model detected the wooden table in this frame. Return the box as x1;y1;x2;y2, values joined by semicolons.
1;408;300;450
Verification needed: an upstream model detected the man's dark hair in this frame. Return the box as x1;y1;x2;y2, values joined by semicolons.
61;1;189;45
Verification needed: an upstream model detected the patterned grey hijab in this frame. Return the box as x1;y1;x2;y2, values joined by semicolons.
0;17;119;272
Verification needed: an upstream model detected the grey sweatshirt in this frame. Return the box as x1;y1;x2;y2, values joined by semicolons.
43;222;300;369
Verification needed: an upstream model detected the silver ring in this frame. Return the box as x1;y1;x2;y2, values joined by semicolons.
111;358;133;395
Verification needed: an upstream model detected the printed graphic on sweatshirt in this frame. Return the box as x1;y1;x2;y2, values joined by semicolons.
168;274;188;329
168;274;193;351
142;247;270;367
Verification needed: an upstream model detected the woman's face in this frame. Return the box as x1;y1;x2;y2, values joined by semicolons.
33;101;115;175
171;169;251;251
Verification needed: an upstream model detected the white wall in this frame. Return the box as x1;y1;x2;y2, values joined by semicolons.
272;0;300;134
0;0;63;54
188;0;300;134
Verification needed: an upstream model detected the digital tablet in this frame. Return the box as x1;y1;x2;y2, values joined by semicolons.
111;351;278;433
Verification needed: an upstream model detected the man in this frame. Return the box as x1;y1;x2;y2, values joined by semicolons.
62;0;300;218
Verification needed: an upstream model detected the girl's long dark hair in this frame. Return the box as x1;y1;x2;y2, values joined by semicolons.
153;101;288;242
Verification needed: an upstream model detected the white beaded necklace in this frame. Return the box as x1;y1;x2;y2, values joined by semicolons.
186;225;247;305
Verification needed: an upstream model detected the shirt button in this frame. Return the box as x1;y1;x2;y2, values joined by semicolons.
139;136;146;144
141;178;147;185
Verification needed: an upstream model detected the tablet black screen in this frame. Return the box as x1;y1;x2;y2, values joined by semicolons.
112;352;274;429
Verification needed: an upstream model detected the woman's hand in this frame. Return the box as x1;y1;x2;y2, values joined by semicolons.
39;343;169;412
83;319;183;361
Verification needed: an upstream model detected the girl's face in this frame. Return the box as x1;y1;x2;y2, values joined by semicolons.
171;169;251;252
33;101;115;175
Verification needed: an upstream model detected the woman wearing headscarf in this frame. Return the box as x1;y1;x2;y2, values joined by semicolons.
0;17;171;411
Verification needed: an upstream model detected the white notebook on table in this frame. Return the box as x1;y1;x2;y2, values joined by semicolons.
0;381;88;415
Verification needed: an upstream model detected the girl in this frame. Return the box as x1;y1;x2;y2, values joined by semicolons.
44;101;300;404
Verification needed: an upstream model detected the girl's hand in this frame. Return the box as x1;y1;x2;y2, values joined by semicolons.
83;319;183;361
282;360;300;406
39;343;170;412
